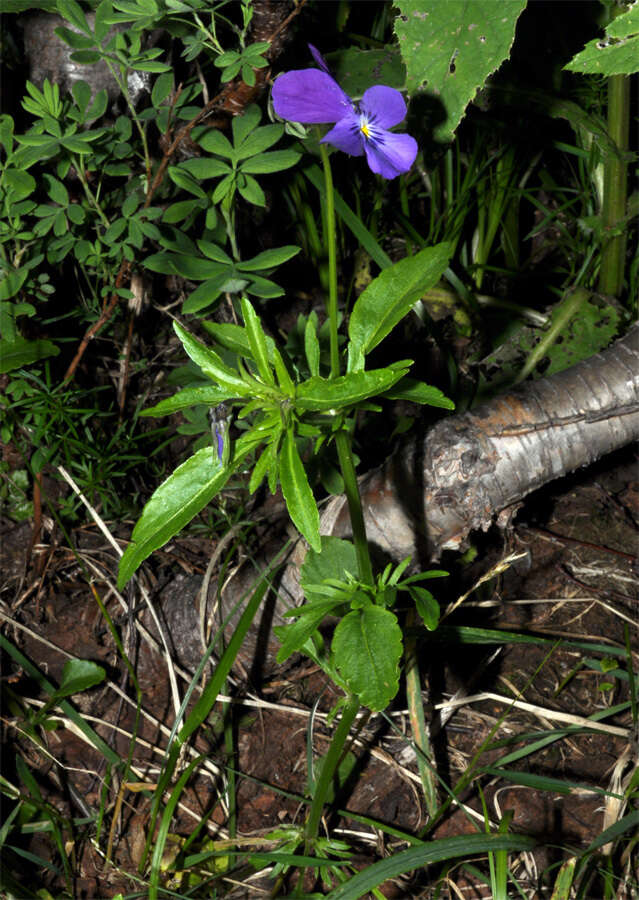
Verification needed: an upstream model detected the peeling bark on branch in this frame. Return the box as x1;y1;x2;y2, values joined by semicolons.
339;321;639;561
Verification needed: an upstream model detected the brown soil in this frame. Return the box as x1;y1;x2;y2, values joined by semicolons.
1;445;637;898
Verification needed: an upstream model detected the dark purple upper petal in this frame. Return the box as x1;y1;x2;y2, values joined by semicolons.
320;111;365;156
308;43;331;74
360;86;408;129
363;131;418;179
272;69;352;124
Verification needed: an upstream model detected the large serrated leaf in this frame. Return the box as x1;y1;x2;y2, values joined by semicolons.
279;430;321;552
118;447;229;588
394;0;527;142
348;243;452;367
565;3;639;76
333;606;402;710
327;47;406;98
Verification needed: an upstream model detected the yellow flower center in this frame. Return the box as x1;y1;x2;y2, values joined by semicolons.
360;119;371;140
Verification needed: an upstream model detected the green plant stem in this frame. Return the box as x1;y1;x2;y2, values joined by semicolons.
101;58;152;189
514;286;590;384
598;73;629;298
75;158;110;228
222;206;240;260
303;693;360;854
404;609;438;818
334;428;374;586
318;141;340;377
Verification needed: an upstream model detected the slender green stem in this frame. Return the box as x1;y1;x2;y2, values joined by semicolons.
515;286;589;384
75;158;110;228
318;141;340;377
300;133;372;884
222;206;240;261
334;429;374;586
598;73;629;298
404;608;438;817
303;694;360;853
102;56;152;190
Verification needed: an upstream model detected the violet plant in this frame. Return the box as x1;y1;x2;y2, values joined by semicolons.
117;43;454;859
272;44;418;180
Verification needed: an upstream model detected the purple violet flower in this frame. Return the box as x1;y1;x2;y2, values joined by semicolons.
272;44;418;180
215;426;224;462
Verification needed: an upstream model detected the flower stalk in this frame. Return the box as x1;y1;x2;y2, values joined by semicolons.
598;72;630;299
319;141;341;378
334;428;374;586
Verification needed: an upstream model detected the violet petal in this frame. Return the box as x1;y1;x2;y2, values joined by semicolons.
308;43;331;74
272;69;351;124
363;131;418;179
360;85;408;129
320;113;365;156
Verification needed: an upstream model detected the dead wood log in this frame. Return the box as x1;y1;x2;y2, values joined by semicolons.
215;324;639;670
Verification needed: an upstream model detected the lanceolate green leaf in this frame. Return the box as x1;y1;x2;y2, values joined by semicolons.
180;157;232;179
240;149;301;174
174;322;250;394
333;605;402;711
201;320;276;362
237;245;300;272
117;447;230;588
279;430;321;552
141;385;237;417
324;833;536;900
295;367;410;412
196;128;234;159
241;297;275;385
304;316;320;377
231;104;261;145
235;123;283;160
348;243;452;368
409;585;440;631
381;377;455;410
